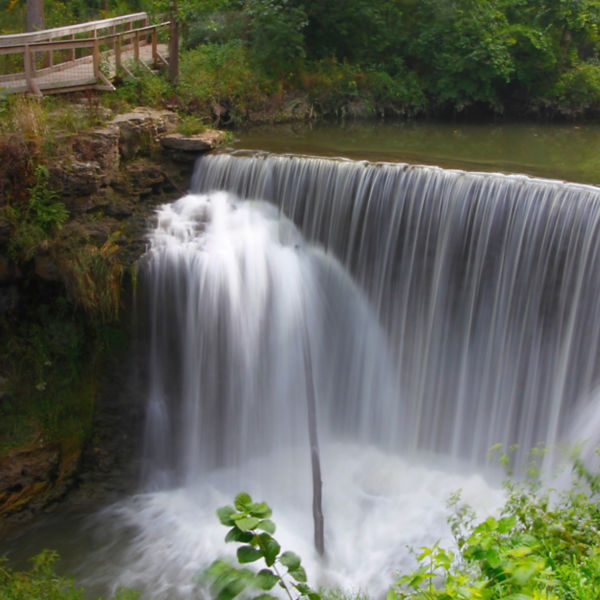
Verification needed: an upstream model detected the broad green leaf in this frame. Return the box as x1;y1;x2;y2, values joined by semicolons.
235;492;253;512
385;589;396;600
255;569;278;590
217;506;236;526
289;567;307;583
507;546;533;558
257;519;276;534
259;534;280;566
253;595;278;600
235;517;261;532
215;578;245;600
237;546;264;563
249;502;273;518
279;551;301;570
498;515;517;534
225;527;253;544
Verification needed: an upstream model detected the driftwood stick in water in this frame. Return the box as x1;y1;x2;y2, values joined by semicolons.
302;317;325;556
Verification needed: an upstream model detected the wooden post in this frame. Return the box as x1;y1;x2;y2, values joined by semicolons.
115;34;122;74
68;33;75;61
152;28;158;68
134;30;140;63
302;317;325;557
93;38;100;81
169;0;179;84
24;44;41;96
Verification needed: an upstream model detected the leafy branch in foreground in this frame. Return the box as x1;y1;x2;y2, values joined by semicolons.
204;492;321;600
390;457;600;600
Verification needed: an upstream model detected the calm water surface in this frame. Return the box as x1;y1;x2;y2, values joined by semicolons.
231;120;600;186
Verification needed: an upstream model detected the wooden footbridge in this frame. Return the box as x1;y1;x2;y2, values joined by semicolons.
0;13;170;95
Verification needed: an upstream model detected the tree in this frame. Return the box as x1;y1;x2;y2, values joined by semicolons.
26;0;44;31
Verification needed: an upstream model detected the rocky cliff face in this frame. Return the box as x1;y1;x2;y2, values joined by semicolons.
0;109;225;529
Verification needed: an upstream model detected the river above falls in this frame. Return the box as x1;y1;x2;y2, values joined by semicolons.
230;120;600;186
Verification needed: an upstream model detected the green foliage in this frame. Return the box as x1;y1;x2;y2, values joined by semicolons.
178;41;268;125
177;114;207;136
0;294;124;453
0;550;138;600
6;164;68;262
246;0;308;77
57;232;124;323
391;457;600;600
109;69;175;110
206;492;322;600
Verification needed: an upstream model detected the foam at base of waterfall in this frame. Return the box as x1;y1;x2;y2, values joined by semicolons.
79;444;504;599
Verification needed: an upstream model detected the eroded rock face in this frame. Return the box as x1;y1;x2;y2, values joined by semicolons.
0;439;82;527
112;108;179;160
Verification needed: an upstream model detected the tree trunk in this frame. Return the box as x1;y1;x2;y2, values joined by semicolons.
169;0;179;84
302;318;325;557
26;0;44;32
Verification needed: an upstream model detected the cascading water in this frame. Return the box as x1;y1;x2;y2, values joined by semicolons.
189;153;600;464
72;153;600;598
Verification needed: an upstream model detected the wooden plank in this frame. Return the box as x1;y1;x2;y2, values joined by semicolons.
0;13;148;47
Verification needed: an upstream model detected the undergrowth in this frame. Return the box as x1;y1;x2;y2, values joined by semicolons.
0;550;138;600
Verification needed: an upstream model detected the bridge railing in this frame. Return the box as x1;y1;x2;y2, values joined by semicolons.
0;13;170;95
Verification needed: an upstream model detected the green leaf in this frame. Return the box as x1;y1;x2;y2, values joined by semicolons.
498;515;517;534
249;502;273;518
217;506;236;526
279;551;301;570
385;588;396;600
295;583;311;595
257;519;276;534
225;527;254;544
235;492;253;512
253;595;278;600
215;578;246;600
259;534;280;566
237;546;264;564
289;567;307;582
255;569;278;590
235;517;261;532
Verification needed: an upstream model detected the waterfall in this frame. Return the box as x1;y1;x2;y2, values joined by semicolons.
100;152;600;598
184;152;600;466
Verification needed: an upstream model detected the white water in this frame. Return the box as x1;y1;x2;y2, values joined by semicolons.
105;188;505;599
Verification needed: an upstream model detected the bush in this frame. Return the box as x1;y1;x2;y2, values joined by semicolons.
549;62;600;117
0;550;138;600
391;456;600;600
178;42;269;125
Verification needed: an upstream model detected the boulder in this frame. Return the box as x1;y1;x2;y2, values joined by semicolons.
111;108;179;160
50;159;102;201
160;129;227;153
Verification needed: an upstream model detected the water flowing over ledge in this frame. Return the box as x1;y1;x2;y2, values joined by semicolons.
188;152;600;465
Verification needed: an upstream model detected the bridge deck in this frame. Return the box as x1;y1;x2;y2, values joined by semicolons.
0;13;170;95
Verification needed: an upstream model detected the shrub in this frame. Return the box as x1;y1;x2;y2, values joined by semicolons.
0;550;138;600
178;42;268;125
